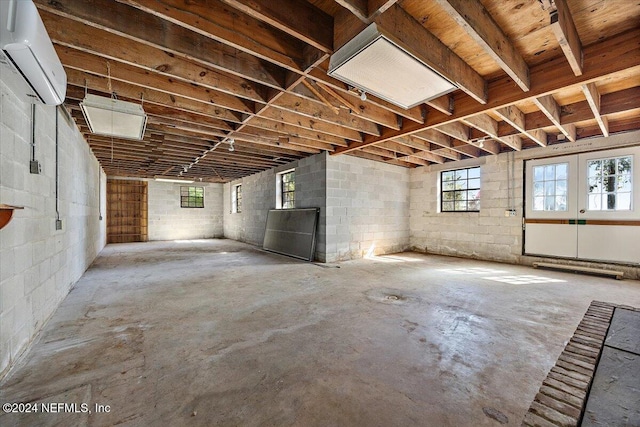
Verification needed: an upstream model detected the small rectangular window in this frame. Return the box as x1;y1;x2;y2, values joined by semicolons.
587;156;632;211
281;171;295;209
441;166;480;212
232;184;242;213
532;162;568;211
181;186;204;208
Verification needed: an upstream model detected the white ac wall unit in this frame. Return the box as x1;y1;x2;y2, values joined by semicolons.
328;23;457;109
0;0;67;105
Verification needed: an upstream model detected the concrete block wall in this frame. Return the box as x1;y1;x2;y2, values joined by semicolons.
147;180;223;240
223;153;327;260
410;154;523;263
0;72;106;378
325;154;410;262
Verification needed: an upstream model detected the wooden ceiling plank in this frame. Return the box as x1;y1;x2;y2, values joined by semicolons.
66;80;244;126
331;28;640;155
549;0;583;76
247;117;348;147
581;83;609;137
58;46;255;115
257;108;363;141
374;4;488;104
434;0;530;91
40;10;268;103
533;94;577;142
349;150;416;168
272;93;381;135
218;0;333;52
118;0;306;73
35;0;287;89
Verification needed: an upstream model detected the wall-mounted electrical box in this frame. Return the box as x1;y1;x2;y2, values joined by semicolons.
55;219;62;230
30;159;41;174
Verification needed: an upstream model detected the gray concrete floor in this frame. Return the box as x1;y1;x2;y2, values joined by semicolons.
2;239;640;427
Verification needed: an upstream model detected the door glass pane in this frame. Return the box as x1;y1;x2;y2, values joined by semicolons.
544;181;555;196
617;193;631;210
544;165;555;180
534;196;544;210
586;155;632;211
532;162;569;211
556;163;568;179
544;196;555;211
604;159;616;175
533;182;544;197
617;157;632;174
533;166;544;181
618;176;632;192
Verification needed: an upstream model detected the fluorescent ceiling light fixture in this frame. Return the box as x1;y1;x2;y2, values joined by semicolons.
328;23;457;109
155;178;194;183
80;94;147;140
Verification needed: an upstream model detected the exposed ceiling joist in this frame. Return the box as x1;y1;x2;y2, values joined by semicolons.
434;0;530;91
582;83;609;137
549;0;583;76
216;0;334;53
533;94;577;142
331;28;639;154
494;105;547;147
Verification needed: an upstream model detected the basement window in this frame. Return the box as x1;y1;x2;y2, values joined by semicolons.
441;167;481;212
181;186;204;208
232;184;242;213
276;170;295;209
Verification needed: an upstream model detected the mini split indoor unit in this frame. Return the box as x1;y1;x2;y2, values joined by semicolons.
0;0;66;105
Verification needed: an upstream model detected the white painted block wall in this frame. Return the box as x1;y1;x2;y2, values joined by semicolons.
325;154;410;262
147;180;223;240
410;155;523;263
0;72;106;378
223;153;327;260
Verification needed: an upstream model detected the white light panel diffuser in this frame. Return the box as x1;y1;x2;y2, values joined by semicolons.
80;94;147;140
329;24;457;109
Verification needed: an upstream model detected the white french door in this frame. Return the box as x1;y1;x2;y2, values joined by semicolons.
524;146;640;265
